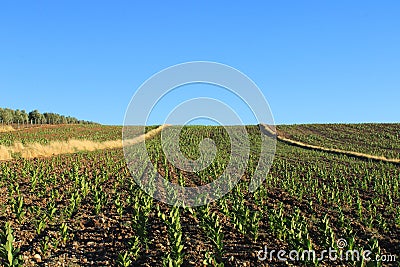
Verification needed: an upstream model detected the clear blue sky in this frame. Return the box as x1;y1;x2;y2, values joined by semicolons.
1;1;399;125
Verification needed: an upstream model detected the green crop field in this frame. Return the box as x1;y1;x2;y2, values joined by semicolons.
0;124;399;266
278;123;400;159
0;125;123;146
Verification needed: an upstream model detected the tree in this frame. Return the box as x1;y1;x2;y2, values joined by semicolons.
44;113;61;124
0;108;14;124
0;107;95;125
60;115;67;124
29;110;46;124
13;109;28;124
20;110;29;123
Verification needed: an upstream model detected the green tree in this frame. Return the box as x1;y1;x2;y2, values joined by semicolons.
13;109;28;124
0;107;94;125
29;110;46;124
20;110;29;123
0;108;14;124
43;113;61;124
60;115;67;124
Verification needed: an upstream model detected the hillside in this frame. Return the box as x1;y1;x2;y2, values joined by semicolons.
0;124;398;266
278;123;400;159
0;125;162;160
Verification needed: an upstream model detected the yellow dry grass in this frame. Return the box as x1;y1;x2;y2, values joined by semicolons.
0;125;15;132
0;125;167;161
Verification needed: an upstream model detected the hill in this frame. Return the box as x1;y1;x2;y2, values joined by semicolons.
0;124;398;266
278;123;400;159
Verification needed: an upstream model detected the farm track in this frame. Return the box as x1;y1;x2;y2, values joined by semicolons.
0;125;167;161
260;124;400;165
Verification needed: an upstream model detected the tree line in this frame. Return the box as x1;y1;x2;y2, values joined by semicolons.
0;108;96;125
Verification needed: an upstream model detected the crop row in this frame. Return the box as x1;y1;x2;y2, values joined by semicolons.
279;123;400;159
0;125;398;266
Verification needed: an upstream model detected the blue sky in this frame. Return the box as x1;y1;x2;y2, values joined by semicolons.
1;1;399;125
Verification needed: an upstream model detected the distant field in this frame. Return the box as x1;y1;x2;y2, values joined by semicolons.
278;123;400;159
0;124;123;146
0;124;398;266
0;125;163;160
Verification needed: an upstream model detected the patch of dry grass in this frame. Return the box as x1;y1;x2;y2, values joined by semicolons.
0;125;167;160
0;125;15;132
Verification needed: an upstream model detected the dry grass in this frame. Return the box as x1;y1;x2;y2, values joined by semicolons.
0;125;167;161
0;125;15;132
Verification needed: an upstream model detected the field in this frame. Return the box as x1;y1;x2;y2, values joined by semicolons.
0;124;399;266
279;124;400;159
0;125;162;161
0;125;123;146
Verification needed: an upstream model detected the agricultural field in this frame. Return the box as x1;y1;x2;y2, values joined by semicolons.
0;125;163;161
0;124;399;266
278;123;400;159
0;125;123;146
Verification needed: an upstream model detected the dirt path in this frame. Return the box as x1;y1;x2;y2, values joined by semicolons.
0;125;167;161
259;124;400;165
